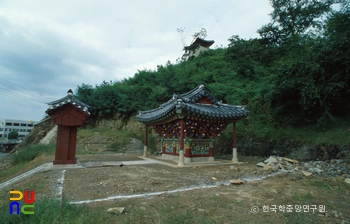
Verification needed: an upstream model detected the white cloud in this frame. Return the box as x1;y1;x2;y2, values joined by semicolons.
0;0;272;121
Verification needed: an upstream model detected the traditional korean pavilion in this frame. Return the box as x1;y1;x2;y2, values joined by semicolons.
135;85;249;165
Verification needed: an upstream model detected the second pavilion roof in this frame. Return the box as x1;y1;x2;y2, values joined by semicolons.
135;85;249;124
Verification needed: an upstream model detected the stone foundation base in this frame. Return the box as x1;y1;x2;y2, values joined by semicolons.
162;154;215;163
53;160;76;165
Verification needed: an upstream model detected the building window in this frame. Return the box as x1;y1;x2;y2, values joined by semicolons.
28;124;33;127
21;123;27;127
0;128;3;131
13;123;20;126
5;122;12;126
27;129;31;132
20;129;26;132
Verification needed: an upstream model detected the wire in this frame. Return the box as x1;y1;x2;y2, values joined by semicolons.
0;78;52;106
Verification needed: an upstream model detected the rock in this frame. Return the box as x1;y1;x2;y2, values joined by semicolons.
256;162;265;167
288;145;312;161
308;167;315;173
272;165;279;172
345;178;350;184
263;164;272;171
302;171;312;177
284;161;293;170
211;177;217;180
230;165;235;170
282;157;299;164
314;168;322;174
230;179;244;185
304;162;310;168
107;207;125;214
264;156;278;166
337;147;350;159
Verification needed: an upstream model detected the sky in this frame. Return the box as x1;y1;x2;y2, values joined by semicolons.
0;0;273;122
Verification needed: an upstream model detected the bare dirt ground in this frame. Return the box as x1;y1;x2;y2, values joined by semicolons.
1;153;349;223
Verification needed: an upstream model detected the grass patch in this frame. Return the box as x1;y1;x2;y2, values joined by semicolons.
292;191;313;202
0;144;54;182
165;210;215;224
309;179;349;197
0;163;28;182
283;212;315;224
0;197;111;224
77;127;118;138
309;180;332;190
217;115;350;156
12;144;55;165
106;130;144;152
78;126;158;153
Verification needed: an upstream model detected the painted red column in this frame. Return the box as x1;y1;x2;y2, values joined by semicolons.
180;120;184;151
143;125;148;157
185;147;191;157
209;146;214;157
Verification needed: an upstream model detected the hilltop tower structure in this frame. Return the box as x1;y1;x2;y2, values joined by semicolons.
182;37;215;60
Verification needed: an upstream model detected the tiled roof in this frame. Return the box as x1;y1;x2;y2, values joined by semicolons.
191;38;215;48
46;90;90;115
135;85;249;124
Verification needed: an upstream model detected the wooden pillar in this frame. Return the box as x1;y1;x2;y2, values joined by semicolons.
143;125;148;157
184;147;191;163
54;125;77;164
209;146;215;162
178;119;184;166
232;121;238;163
67;126;77;162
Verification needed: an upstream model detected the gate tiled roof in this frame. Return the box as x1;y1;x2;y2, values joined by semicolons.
46;89;90;115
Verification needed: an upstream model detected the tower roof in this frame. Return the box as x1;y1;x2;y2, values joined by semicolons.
191;37;215;48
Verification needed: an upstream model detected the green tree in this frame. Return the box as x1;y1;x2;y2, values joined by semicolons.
8;130;19;139
258;0;334;44
321;2;350;116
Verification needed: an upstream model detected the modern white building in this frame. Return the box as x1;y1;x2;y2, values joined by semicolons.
0;119;38;139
